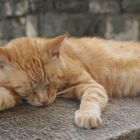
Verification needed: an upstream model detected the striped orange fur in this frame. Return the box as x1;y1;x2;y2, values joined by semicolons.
0;35;139;128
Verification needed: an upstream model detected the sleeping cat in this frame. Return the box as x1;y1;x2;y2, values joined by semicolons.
0;35;139;129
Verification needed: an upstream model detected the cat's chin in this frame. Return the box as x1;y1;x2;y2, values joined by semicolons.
27;101;45;107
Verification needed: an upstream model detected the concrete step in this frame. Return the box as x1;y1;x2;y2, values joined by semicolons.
0;97;139;140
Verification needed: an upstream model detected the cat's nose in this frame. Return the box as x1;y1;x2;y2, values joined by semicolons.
40;101;48;106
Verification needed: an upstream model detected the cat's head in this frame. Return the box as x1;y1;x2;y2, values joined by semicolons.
0;35;66;106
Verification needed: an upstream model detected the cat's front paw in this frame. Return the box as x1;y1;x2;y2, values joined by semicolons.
0;87;19;111
74;109;102;129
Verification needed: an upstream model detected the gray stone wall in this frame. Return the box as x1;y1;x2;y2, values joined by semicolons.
0;0;140;44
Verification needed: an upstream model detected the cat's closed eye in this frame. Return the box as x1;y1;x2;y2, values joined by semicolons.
32;85;38;92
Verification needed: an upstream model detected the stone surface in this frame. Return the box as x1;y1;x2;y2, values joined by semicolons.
0;40;7;45
0;2;7;19
0;0;140;41
4;0;29;16
89;0;120;14
0;97;139;140
105;15;140;40
26;15;38;37
54;0;88;12
39;13;103;37
29;0;53;13
122;0;140;12
0;19;25;40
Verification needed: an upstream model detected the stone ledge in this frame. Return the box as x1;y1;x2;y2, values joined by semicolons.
104;14;140;40
122;0;140;13
89;0;120;14
0;97;139;140
54;0;88;12
39;13;104;37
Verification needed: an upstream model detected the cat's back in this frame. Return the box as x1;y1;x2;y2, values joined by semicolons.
62;37;140;61
62;37;140;97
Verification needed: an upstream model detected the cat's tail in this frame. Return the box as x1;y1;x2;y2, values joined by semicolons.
0;87;20;111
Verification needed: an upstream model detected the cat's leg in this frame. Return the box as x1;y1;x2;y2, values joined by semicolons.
74;82;108;128
0;87;20;111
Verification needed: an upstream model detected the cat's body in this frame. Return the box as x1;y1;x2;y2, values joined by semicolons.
0;36;139;128
61;38;140;97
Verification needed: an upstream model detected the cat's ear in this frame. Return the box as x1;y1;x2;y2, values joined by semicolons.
46;35;65;58
0;47;11;69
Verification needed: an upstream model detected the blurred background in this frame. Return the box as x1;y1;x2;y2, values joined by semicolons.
0;0;140;44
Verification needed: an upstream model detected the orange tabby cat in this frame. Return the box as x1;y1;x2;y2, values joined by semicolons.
0;35;139;129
